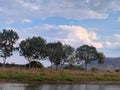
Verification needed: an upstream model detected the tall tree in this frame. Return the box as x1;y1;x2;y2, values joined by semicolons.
19;36;46;69
62;44;74;67
0;29;19;67
47;42;64;69
76;45;102;71
97;52;105;69
97;52;105;64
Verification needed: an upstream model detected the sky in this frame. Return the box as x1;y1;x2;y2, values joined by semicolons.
0;0;120;65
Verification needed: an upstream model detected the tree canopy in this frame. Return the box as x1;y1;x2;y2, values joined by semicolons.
19;36;46;69
0;29;19;67
76;45;105;71
46;42;64;69
0;29;105;70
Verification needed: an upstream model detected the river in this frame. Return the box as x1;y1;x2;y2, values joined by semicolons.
0;83;120;90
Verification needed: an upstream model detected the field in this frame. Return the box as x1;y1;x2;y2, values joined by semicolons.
0;67;120;84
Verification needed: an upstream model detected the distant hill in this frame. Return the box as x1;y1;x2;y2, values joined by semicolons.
82;57;120;70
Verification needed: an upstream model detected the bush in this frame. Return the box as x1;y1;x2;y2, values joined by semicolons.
64;65;85;70
106;70;110;72
26;61;44;68
91;67;98;72
115;69;120;72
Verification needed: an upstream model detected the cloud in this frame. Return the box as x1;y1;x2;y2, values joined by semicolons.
59;25;103;48
22;18;32;23
17;0;40;11
1;0;120;24
105;41;120;48
104;34;120;48
118;17;120;22
114;34;120;40
13;24;103;48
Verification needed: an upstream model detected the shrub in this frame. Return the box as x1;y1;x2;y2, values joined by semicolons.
91;67;98;72
26;61;44;68
64;65;85;71
115;69;120;72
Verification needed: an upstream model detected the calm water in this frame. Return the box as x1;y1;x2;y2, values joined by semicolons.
0;83;120;90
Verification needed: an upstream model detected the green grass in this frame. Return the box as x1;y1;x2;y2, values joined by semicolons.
0;68;120;84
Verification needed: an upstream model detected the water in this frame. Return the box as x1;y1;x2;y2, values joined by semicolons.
0;83;119;90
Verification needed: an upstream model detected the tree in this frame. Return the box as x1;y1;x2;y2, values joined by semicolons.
46;41;64;69
97;52;105;70
0;29;19;67
76;44;102;71
19;36;46;69
97;52;105;64
62;44;74;67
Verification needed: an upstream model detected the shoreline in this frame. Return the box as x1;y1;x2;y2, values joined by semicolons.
0;80;120;85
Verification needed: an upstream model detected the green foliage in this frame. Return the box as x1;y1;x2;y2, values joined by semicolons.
19;36;46;69
47;42;75;69
76;44;105;71
0;29;19;67
62;45;75;66
97;52;105;64
46;41;64;69
26;61;44;68
62;44;74;60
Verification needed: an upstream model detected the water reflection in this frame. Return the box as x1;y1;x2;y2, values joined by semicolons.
0;83;119;90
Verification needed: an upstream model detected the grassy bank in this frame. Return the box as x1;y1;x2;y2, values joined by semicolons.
0;68;120;84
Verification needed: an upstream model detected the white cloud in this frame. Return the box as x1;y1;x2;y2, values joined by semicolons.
103;33;120;48
1;0;120;24
105;41;120;48
22;18;32;23
14;24;103;48
16;0;40;11
118;17;120;22
114;34;120;40
59;25;103;48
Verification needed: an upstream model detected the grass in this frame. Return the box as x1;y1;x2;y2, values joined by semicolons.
0;67;120;84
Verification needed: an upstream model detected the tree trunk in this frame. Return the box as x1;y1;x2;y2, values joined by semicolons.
2;57;6;68
56;65;58;70
61;60;65;69
36;60;38;68
85;63;88;71
28;58;31;69
29;61;31;69
50;62;52;71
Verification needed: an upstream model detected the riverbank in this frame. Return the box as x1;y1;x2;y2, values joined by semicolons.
0;68;120;84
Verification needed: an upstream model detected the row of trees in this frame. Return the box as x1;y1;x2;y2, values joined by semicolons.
0;29;105;71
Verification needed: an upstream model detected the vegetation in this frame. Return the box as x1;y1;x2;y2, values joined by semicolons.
0;29;119;84
0;29;19;67
46;42;75;69
0;68;120;84
0;29;106;71
46;42;64;69
62;45;75;70
26;61;44;68
76;45;105;71
19;36;46;69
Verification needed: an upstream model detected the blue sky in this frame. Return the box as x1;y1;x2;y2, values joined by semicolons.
0;0;120;64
